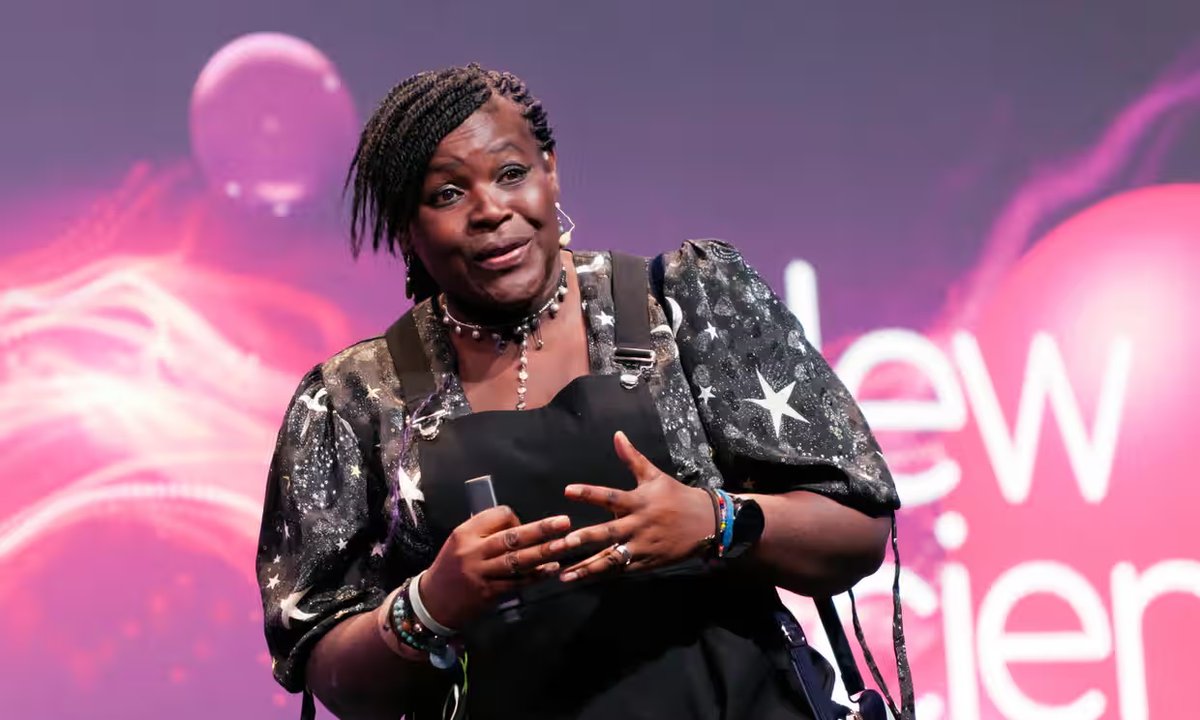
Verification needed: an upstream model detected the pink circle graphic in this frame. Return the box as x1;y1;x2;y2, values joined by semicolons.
942;184;1200;719
189;33;358;216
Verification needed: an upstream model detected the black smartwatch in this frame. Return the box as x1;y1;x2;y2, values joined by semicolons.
725;496;765;560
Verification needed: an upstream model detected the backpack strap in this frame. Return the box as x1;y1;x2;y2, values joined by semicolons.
609;252;655;383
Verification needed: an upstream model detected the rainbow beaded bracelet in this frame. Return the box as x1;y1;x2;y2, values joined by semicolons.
702;487;739;559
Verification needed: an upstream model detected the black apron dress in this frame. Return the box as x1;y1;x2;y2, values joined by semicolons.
385;254;813;720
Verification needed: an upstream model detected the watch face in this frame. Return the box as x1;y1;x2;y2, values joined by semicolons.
728;498;765;559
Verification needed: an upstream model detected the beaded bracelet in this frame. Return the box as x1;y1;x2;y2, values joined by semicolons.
702;488;739;559
387;575;459;669
715;488;736;555
388;577;429;651
378;586;420;660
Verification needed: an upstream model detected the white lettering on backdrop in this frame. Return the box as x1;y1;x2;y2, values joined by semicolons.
783;258;1196;720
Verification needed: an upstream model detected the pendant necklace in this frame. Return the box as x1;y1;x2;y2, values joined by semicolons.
438;267;569;410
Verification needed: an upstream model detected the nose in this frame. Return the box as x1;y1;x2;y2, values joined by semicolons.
468;185;512;231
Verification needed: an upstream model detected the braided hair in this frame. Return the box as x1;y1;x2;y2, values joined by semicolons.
346;64;555;300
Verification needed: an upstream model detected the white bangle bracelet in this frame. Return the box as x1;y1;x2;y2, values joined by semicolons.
410;570;458;637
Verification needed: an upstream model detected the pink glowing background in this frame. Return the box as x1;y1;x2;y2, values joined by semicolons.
2;6;1199;719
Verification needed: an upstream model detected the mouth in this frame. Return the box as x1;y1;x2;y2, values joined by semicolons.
473;236;532;271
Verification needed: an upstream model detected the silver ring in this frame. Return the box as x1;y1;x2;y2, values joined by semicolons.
612;543;633;567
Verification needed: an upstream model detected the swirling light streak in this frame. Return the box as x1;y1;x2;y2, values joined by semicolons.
0;173;353;589
0;483;262;562
946;58;1200;330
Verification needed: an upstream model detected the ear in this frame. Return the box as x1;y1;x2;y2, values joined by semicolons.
397;229;415;261
542;149;559;196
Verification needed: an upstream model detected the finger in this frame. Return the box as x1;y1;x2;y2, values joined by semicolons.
563;483;631;513
532;562;562;579
467;505;521;535
559;517;634;552
482;515;571;559
558;547;608;578
481;565;557;598
614;431;659;485
481;547;537;579
560;544;630;583
504;563;562;586
480;537;577;579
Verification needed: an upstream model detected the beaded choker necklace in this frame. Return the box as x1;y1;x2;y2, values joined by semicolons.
438;267;569;410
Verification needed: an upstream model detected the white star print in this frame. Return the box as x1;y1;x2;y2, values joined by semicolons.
336;538;348;551
371;542;386;557
266;575;281;590
280;587;318;629
397;466;424;523
745;369;809;437
349;464;362;479
597;310;614;326
366;385;381;399
271;555;281;564
698;386;715;405
704;322;719;339
298;388;328;412
298;388;328;438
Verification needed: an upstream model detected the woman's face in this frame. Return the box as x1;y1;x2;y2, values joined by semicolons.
407;96;561;318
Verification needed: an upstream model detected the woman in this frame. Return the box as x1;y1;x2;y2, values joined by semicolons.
257;64;904;720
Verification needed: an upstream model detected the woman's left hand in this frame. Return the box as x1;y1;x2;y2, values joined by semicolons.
558;430;715;582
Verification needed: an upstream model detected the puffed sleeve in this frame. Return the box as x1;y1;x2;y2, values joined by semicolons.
255;366;391;692
660;239;900;515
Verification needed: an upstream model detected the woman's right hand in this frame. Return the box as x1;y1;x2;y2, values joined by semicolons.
417;507;573;630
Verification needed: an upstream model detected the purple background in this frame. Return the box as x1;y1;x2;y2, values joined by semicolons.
7;1;1197;335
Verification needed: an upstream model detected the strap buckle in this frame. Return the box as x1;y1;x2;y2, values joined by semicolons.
613;347;656;365
613;346;656;389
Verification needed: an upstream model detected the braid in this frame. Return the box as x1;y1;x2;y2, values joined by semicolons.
346;64;557;301
484;68;555;153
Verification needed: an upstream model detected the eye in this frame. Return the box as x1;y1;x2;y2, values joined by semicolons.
498;164;529;184
428;186;462;207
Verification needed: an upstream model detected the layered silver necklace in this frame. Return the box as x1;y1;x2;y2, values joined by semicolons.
438;267;569;410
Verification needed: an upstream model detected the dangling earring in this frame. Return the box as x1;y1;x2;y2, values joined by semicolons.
555;201;575;247
403;250;415;299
